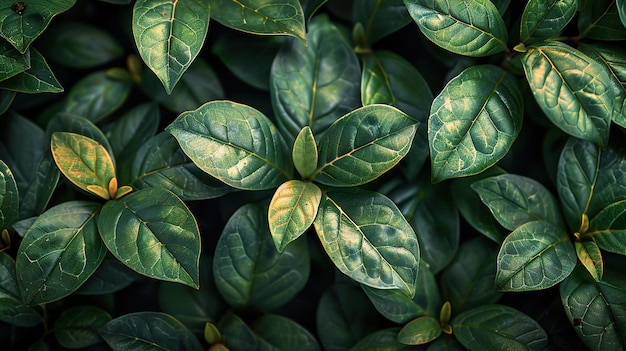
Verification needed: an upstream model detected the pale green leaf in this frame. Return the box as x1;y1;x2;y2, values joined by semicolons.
292;126;318;179
0;48;62;93
397;315;441;345
575;240;603;282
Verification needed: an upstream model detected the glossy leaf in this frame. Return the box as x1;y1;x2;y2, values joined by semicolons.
252;314;320;350
397;315;441;345
314;188;420;297
108;103;159;162
620;0;626;28
133;0;210;94
352;0;412;44
270;14;360;143
54;306;111;349
16;201;105;305
0;253;40;327
314;104;417;186
214;203;309;311
522;42;614;147
429;65;523;183
269;180;321;252
578;0;626;40
100;312;203;351
76;256;137;295
51;132;116;200
520;0;577;45
98;187;201;288
0;48;62;93
293;126;318;178
166;100;293;190
0;0;76;53
575;240;603;282
0;39;29;81
209;0;305;43
588;200;626;255
403;0;508;57
0;160;19;230
495;220;576;292
46;112;114;159
452;304;548;351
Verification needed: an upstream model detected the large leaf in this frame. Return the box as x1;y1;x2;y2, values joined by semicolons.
209;0;305;43
520;0;578;45
0;0;76;53
97;187;201;288
166;100;293;190
0;48;62;93
0;39;29;81
452;304;548;351
587;200;626;254
100;312;203;351
521;42;615;148
403;0;508;57
495;220;577;291
314;104;417;186
54;306;111;349
578;0;626;40
429;65;523;183
270;14;360;143
0;160;19;230
0;253;40;327
16;201;105;305
133;0;210;94
352;0;411;44
313;188;420;297
214;203;309;311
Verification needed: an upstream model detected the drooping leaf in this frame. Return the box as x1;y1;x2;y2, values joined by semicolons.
97;187;201;288
209;0;306;43
352;0;412;44
495;220;576;291
403;0;508;57
292;126;318;179
520;0;578;45
270;14;360;143
0;160;19;230
16;201;105;305
166;100;293;190
0;253;41;327
133;0;210;94
314;188;420;297
0;48;62;93
214;203;309;311
314;104;418;186
54;306;111;349
587;200;626;255
252;314;321;350
100;312;203;351
0;39;29;81
429;65;523;183
397;315;441;345
578;0;626;40
575;240;603;282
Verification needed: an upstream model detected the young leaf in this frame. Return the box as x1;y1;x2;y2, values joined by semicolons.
352;0;412;44
314;188;420;297
495;220;576;292
429;65;523;183
314;104;418;187
268;180;321;252
578;0;626;40
397;315;442;345
16;201;105;306
54;306;111;349
403;0;508;57
0;253;41;327
0;48;63;93
519;0;577;45
214;203;309;311
209;0;306;43
51;132;116;200
587;199;626;255
0;160;19;230
0;40;29;81
166;100;293;190
575;240;603;282
293;126;318;178
132;0;210;94
452;304;548;351
252;314;321;350
522;42;614;148
100;312;203;351
98;187;201;288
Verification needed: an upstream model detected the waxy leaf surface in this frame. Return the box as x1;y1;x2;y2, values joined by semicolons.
0;48;62;93
520;0;577;45
0;160;19;230
588;200;626;255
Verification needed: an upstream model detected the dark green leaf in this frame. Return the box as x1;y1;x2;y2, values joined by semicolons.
302;0;327;19
619;0;626;28
579;0;626;40
352;0;411;44
0;160;19;229
0;253;40;327
46;112;114;158
252;314;321;350
293;126;318;179
0;39;29;81
16;201;105;305
0;48;62;93
495;220;576;291
404;0;508;57
214;203;309;311
575;240;603;282
0;89;16;114
520;0;577;45
166;100;293;190
108;103;159;162
76;256;138;295
397;315;441;345
100;312;203;351
348;328;408;351
588;200;626;255
429;65;523;182
218;312;257;350
98;187;201;288
427;335;466;351
54;306;111;349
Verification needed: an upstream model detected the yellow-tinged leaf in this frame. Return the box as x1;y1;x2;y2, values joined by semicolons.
108;177;118;200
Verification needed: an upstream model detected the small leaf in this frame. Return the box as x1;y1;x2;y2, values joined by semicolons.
54;306;111;349
204;323;221;344
0;48;63;93
575;240;603;282
587;199;626;255
268;180;321;252
292;126;318;179
0;39;29;81
98;187;201;288
429;65;523;183
352;0;412;44
0;160;19;230
0;253;41;327
397;315;442;345
51;132;116;200
520;0;577;45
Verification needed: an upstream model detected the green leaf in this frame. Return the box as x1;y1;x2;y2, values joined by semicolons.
166;100;293;190
214;203;309;311
0;253;41;327
0;48;62;93
54;306;111;349
0;160;19;229
578;0;626;40
429;65;523;182
452;304;548;351
0;39;29;81
292;126;318;178
587;200;626;255
252;314;321;350
218;312;258;350
0;89;16;114
575;240;603;282
133;0;210;94
348;328;407;351
16;201;105;305
314;104;417;186
46;112;115;158
520;0;577;45
100;312;203;351
0;0;77;53
620;0;626;28
209;0;305;43
352;0;412;44
495;220;576;291
108;103;160;163
403;0;508;57
51;132;116;200
269;180;321;252
76;256;138;295
522;42;615;148
397;315;441;345
314;188;420;297
472;174;562;231
270;14;360;143
98;187;201;288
